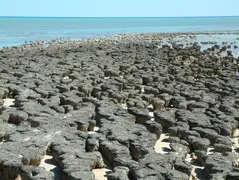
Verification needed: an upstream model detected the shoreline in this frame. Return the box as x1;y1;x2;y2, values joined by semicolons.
1;31;239;50
2;32;239;62
0;32;239;180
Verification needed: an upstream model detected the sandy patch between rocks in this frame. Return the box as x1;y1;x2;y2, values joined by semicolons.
154;133;171;154
232;129;239;166
186;153;207;180
3;98;15;108
88;127;100;134
92;165;112;180
39;155;62;180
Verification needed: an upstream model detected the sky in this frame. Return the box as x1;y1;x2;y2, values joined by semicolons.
0;0;238;17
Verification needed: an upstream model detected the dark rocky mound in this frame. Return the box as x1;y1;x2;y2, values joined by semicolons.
0;36;239;180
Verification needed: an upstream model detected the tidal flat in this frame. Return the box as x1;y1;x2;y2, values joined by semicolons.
0;33;239;180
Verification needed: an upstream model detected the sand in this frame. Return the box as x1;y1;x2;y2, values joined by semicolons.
121;103;128;110
88;126;100;134
3;98;15;108
154;133;171;154
92;165;112;180
39;155;62;179
232;129;239;167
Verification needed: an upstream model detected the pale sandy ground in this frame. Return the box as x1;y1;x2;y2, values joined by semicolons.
92;161;112;180
39;155;62;180
154;133;171;154
3;98;15;107
88;127;100;135
148;104;155;121
232;129;239;166
121;103;127;110
186;152;208;180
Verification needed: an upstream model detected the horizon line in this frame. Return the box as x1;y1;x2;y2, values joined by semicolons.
1;15;239;18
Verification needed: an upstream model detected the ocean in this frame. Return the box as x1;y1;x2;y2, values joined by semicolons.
0;16;239;47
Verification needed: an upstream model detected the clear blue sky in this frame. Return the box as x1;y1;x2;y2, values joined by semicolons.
1;0;238;17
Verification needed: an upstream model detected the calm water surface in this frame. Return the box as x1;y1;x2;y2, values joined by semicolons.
0;17;239;47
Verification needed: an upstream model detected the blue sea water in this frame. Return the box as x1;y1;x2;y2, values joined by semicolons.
0;16;239;47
